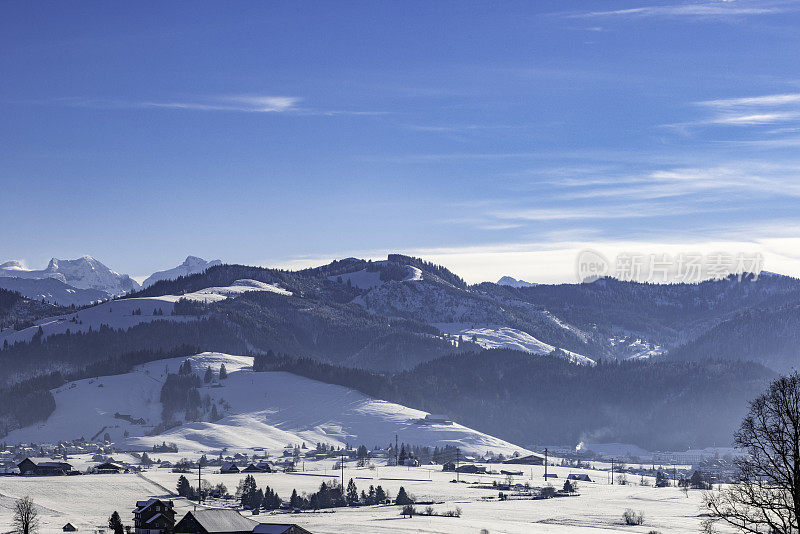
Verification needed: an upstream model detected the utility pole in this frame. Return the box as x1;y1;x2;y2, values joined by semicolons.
395;434;398;467
456;448;460;482
198;462;202;503
341;448;345;490
544;448;548;480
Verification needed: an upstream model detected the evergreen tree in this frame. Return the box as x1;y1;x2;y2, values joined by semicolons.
347;478;358;505
204;366;213;383
219;363;228;380
108;511;124;534
375;485;388;503
395;486;413;505
290;488;301;509
177;475;191;497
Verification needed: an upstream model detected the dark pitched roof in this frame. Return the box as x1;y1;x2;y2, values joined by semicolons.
18;457;73;469
253;524;314;534
253;525;305;534
133;498;174;513
183;509;257;533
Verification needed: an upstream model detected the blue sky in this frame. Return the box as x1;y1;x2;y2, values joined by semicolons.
3;0;800;283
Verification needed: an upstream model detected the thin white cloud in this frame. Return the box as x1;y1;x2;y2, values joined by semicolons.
46;95;385;116
713;112;800;125
568;4;781;18
697;93;800;108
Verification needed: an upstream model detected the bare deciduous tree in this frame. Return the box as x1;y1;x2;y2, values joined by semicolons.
12;496;39;534
703;372;800;534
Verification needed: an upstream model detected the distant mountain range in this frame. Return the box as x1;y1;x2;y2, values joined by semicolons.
0;255;222;306
0;256;139;304
1;252;797;450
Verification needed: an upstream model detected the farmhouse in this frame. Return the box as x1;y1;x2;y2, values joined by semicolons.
455;464;487;474
220;462;240;474
62;524;77;532
174;509;257;534
94;461;127;473
568;473;593;482
241;463;267;473
17;457;73;476
133;498;175;534
502;453;545;465
174;509;314;534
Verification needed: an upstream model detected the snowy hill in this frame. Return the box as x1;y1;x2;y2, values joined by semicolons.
0;279;290;346
435;323;594;365
497;276;536;288
0;276;108;307
0;255;140;298
4;352;529;457
142;255;223;288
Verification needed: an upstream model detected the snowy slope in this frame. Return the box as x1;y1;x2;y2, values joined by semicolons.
0;276;107;307
151;279;291;303
4;353;529;457
435;323;595;366
0;279;290;346
142;256;223;287
328;269;383;289
0;255;140;296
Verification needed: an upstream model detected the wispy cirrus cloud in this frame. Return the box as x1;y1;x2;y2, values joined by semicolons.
665;92;800;131
565;2;785;19
698;93;800;108
39;94;387;116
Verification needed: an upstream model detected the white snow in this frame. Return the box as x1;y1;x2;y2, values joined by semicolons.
153;279;291;303
328;269;383;289
0;255;140;296
0;459;739;534
4;352;529;458
330;265;422;290
435;323;595;366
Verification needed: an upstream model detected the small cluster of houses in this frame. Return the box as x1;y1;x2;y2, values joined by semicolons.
0;439;113;474
12;457;133;476
133;498;313;534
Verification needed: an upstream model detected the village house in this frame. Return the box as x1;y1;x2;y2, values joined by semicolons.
220;462;240;474
94;461;128;473
502;453;545;465
173;509;312;534
17;457;73;476
133;498;176;534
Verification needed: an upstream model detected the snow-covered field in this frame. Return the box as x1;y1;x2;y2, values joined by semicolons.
0;460;735;534
434;323;595;366
4;353;526;457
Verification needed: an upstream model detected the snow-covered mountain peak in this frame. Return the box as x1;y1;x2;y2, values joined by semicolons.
497;276;536;288
0;255;140;297
142;255;223;287
0;260;28;271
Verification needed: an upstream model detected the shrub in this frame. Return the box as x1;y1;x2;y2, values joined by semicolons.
623;509;644;526
401;504;416;517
